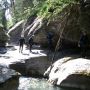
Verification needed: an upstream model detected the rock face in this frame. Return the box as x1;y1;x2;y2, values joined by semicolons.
33;4;90;48
42;4;80;48
0;26;8;46
8;20;24;44
44;57;90;89
8;4;90;48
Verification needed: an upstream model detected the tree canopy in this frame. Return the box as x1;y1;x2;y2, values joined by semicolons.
0;0;79;30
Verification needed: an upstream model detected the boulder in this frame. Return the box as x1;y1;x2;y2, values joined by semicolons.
25;56;51;77
0;65;19;84
44;57;90;89
10;56;51;77
0;77;19;90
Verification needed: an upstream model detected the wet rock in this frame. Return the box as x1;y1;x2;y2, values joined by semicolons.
44;57;90;89
60;74;90;89
0;77;19;90
0;47;7;54
0;65;19;84
10;62;26;76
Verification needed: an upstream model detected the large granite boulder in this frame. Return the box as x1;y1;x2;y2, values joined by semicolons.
44;57;90;89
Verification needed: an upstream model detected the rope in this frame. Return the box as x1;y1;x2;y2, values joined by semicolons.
47;12;70;75
51;12;69;62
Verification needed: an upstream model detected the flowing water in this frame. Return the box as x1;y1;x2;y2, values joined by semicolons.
0;76;79;90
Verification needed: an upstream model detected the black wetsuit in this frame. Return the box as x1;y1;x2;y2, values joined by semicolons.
19;38;25;53
28;37;33;52
79;34;88;57
47;32;54;50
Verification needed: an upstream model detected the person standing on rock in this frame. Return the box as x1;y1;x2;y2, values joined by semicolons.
28;36;33;52
78;30;89;58
47;32;54;51
19;36;25;53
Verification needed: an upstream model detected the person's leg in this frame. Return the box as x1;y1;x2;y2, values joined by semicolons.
29;45;31;52
81;48;85;57
29;44;33;52
80;47;83;57
21;44;23;53
49;40;53;50
81;46;86;58
19;45;21;53
83;46;87;58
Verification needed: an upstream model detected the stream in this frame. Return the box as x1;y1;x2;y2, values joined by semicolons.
0;76;80;90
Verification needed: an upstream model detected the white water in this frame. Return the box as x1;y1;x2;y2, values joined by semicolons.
18;77;79;90
18;77;59;90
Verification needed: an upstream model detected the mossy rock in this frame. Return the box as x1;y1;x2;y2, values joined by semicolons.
0;27;8;46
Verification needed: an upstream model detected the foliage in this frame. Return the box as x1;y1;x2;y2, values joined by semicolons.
22;0;46;19
11;0;24;23
12;0;46;22
0;0;79;28
0;9;3;26
38;0;78;19
14;0;78;21
0;0;12;30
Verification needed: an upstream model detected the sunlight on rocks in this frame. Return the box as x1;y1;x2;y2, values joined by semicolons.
45;57;90;85
0;45;46;67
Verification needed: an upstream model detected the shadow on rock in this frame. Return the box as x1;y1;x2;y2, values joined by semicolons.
0;77;19;90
